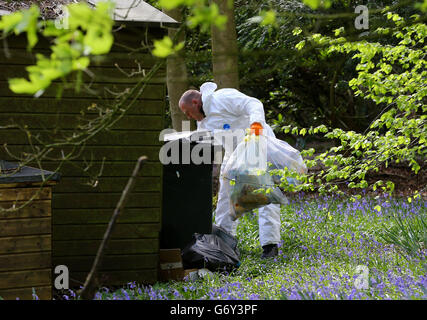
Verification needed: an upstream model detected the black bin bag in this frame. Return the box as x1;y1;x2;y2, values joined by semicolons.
181;229;240;272
212;224;240;255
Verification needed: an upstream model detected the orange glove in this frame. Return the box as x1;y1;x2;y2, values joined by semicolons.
250;122;263;136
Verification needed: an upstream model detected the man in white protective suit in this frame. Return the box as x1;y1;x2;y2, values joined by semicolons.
178;82;280;258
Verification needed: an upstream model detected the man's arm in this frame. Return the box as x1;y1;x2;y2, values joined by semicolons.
220;89;267;126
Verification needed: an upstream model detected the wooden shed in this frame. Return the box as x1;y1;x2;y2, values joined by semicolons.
0;160;60;300
0;0;179;296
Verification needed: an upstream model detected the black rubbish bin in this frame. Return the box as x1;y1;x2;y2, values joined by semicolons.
160;130;221;250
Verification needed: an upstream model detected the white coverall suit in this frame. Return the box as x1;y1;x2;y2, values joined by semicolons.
196;82;281;247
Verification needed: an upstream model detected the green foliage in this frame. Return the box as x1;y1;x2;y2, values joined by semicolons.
302;0;332;10
152;0;231;58
188;2;227;32
158;0;227;31
248;9;278;29
260;9;277;27
0;5;39;50
3;0;423;197
157;0;227;32
0;1;115;96
153;0;228;58
152;36;184;58
274;12;426;195
415;0;427;12
380;207;427;258
158;0;195;10
0;0;166;181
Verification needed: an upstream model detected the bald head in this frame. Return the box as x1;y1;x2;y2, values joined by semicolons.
179;90;200;108
179;89;204;121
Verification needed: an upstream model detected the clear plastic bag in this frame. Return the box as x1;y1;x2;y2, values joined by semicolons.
265;135;308;185
223;134;307;220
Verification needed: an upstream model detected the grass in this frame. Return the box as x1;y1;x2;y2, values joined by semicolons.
59;192;426;300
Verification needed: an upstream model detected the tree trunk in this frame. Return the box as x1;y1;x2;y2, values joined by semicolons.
164;8;195;131
211;0;239;89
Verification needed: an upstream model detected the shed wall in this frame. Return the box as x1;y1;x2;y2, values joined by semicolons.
0;184;53;300
0;26;167;290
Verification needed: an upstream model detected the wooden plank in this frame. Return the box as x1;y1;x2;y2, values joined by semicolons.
0;48;37;65
0;182;56;189
0;48;162;69
53;254;158;272
0;252;51;272
52;192;161;209
110;26;164;53
0;65;166;84
69;269;157;286
53;223;160;240
53;238;158;256
0;27;163;52
1;130;162;147
41;161;162;177
53;208;160;225
91;52;163;69
0;33;52;50
0;114;164;130
0;82;165;100
0;269;51;290
0;187;51;202
0;217;51;237
0;200;51;220
113;26;165;43
53;177;161;193
0;235;51;255
0;98;165;115
1;161;163;178
4;146;161;162
0;285;51;300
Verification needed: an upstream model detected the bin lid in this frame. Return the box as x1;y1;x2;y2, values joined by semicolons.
162;130;222;146
0;160;61;184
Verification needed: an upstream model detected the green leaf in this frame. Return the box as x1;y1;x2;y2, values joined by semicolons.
282;125;291;133
334;27;344;37
260;10;277;27
73;57;90;70
188;3;227;32
0;11;24;34
152;36;173;58
0;5;40;49
303;0;321;9
6;1;114;96
295;40;306;50
84;29;114;55
158;0;193;10
152;36;184;58
303;0;332;10
22;6;40;50
292;27;302;36
8;77;48;95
